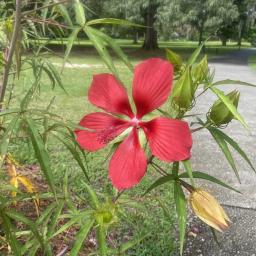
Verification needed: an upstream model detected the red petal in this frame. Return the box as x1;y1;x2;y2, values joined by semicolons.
88;74;133;117
109;128;147;190
141;117;192;162
132;58;173;118
75;112;130;151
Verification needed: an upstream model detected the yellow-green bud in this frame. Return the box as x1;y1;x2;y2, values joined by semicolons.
172;67;194;110
208;90;240;126
189;188;230;232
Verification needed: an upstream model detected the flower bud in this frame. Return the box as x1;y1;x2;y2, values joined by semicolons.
172;67;194;110
208;90;240;126
189;189;230;232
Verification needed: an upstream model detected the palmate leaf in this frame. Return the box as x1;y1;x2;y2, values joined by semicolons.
208;126;240;182
179;171;240;193
210;87;248;129
25;118;56;196
174;181;187;255
209;127;256;174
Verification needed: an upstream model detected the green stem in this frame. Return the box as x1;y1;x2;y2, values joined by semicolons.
179;179;195;193
0;0;22;110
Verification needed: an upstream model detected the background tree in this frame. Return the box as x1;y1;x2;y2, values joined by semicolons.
180;0;239;45
102;0;182;49
234;0;256;47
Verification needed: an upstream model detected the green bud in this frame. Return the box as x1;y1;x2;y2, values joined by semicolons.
192;55;209;84
166;48;183;72
208;90;240;126
172;67;194;110
94;201;117;225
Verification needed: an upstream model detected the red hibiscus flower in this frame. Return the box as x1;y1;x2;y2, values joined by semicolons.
75;58;192;190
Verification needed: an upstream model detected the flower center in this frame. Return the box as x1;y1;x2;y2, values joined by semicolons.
130;117;140;127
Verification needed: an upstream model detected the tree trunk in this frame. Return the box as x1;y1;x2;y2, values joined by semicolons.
221;39;227;46
142;0;158;50
198;27;203;46
237;21;243;49
133;29;139;44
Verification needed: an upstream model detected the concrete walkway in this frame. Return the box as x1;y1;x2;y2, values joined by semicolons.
181;49;256;255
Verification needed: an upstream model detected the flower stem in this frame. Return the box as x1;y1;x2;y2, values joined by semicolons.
179;179;195;193
0;0;22;110
151;161;169;176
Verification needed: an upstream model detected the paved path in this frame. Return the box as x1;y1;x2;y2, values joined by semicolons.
182;49;256;255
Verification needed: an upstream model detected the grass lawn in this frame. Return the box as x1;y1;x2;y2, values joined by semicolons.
34;38;250;61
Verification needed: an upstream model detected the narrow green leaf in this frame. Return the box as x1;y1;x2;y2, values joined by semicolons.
74;0;86;26
55;134;90;181
46;61;67;93
117;233;149;253
212;79;256;88
0;115;19;156
51;211;92;238
143;174;175;195
86;18;144;27
174;181;187;255
210;87;248;129
210;127;256;174
41;0;50;35
208;127;240;182
47;200;65;239
81;181;100;209
0;212;22;256
63;27;81;65
70;219;94;256
179;171;240;193
26;118;56;195
187;43;204;66
89;27;133;72
84;26;118;77
6;210;46;252
182;160;195;187
53;0;73;27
